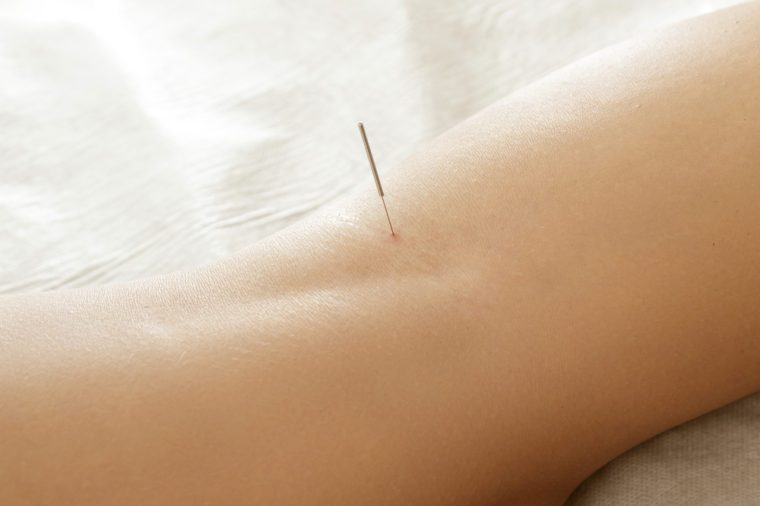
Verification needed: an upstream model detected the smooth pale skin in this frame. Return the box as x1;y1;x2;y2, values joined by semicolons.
2;3;760;505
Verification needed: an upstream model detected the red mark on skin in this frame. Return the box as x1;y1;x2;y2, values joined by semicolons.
388;232;401;242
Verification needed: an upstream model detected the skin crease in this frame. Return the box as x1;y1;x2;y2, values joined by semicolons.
2;3;760;505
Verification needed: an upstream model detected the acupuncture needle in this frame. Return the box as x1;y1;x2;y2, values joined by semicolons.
357;122;395;236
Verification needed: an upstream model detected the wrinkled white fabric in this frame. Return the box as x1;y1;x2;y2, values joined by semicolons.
0;0;757;503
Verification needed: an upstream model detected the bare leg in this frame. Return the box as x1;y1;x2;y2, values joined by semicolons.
2;3;760;505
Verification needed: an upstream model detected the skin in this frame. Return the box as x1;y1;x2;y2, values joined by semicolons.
2;2;760;504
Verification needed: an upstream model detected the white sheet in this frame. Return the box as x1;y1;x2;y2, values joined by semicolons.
1;0;757;503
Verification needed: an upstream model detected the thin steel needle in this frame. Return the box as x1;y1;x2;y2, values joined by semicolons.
358;122;395;235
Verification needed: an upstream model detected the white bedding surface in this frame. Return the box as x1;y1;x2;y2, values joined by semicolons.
1;0;757;503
